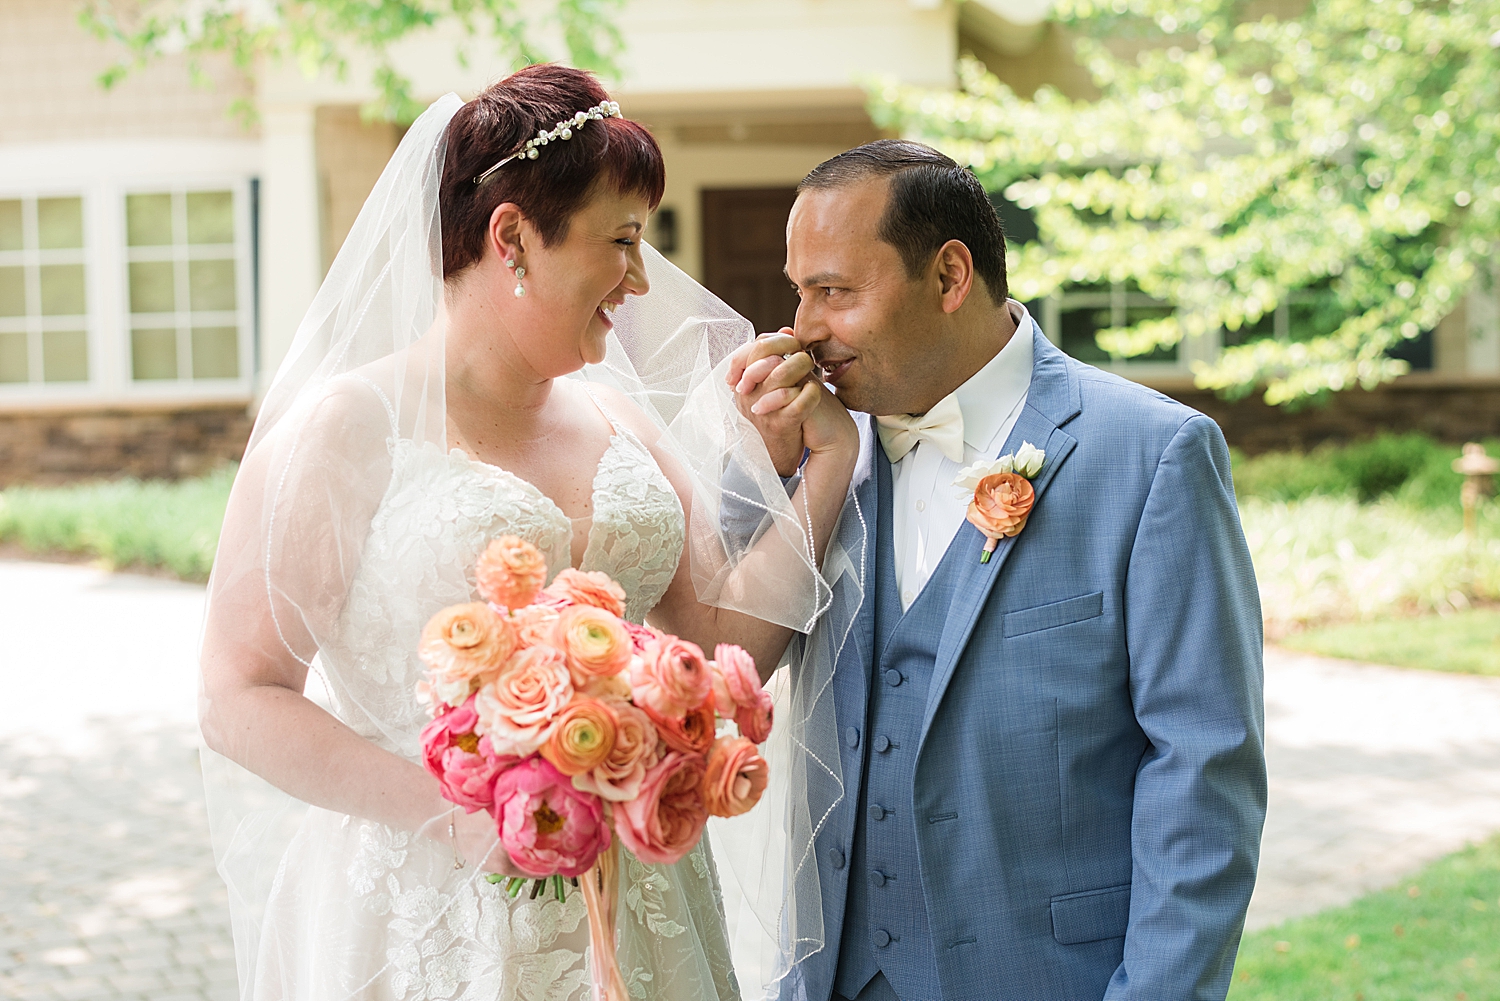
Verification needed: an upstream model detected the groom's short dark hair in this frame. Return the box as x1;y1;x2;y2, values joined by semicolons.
799;140;1008;302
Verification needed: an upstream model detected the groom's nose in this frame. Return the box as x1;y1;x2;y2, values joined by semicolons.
793;298;826;351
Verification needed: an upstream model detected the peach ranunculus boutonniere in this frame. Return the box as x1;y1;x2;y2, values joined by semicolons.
955;441;1045;563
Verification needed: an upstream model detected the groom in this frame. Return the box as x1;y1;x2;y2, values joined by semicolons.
729;140;1266;1001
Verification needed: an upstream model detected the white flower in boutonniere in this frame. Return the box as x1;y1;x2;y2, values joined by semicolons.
953;442;1046;563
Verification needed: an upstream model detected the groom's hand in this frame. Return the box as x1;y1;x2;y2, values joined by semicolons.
727;329;855;477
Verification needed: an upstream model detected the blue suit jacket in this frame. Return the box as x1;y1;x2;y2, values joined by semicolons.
784;327;1266;1001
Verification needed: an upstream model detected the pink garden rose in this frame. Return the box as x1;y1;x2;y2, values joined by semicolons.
624;621;663;654
418;603;516;708
419;696;511;812
474;647;574;757
629;637;713;719
614;751;709;865
492;757;611;878
508;603;562;649
571;699;660;803
552;605;633;687
735;687;774;745
710;643;761;716
701;736;769;818
544;568;627;618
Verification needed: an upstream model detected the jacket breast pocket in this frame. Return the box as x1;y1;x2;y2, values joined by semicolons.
1003;591;1104;638
1050;883;1131;945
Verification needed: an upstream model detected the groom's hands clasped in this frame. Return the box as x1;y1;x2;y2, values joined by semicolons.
727;328;856;478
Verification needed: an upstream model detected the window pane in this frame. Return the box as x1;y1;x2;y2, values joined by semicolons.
0;332;27;382
42;329;88;382
0;200;21;252
189;259;236;311
0;266;25;317
1059;307;1112;363
39;264;85;315
1122;304;1178;362
128;261;176;314
186;191;234;244
126;193;174;246
191;326;239;378
37;197;84;250
131;327;178;380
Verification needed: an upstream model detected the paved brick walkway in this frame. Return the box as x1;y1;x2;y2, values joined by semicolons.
3;559;1500;999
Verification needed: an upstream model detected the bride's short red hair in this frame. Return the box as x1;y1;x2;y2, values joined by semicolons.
441;63;665;280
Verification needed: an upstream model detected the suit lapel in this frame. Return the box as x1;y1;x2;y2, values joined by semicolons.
918;327;1083;746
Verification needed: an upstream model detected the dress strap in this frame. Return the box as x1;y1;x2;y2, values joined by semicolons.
581;383;626;436
352;374;401;439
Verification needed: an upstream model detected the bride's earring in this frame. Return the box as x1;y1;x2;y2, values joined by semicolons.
506;258;527;298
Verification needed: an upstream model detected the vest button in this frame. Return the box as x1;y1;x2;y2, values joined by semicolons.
868;804;887;821
874;734;892;753
874;929;891;948
869;870;887;887
828;848;846;870
884;669;903;687
844;726;860;749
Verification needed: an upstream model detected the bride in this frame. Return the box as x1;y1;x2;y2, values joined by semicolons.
199;65;857;1000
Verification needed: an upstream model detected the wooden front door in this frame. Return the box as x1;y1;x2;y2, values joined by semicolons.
701;187;800;335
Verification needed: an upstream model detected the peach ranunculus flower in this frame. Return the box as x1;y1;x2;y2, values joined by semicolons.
509;603;561;649
735;687;774;745
418;603;517;708
475;535;549;610
571;699;659;802
474;646;574;757
544;567;627;617
710;643;761;716
967;472;1035;557
540;698;618;776
614;751;709;865
630;637;713;719
701;736;770;818
552;605;633;687
643;698;716;757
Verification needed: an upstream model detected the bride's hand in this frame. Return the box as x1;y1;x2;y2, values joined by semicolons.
447;806;526;878
728;330;857;476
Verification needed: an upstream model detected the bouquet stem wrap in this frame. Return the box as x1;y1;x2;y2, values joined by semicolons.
581;840;628;1001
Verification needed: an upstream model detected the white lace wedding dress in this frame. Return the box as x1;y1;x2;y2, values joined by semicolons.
252;380;741;1001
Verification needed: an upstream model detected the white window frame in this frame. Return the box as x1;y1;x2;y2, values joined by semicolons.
0;192;92;387
1039;282;1216;379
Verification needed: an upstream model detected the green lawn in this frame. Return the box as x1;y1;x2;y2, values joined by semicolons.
1230;835;1500;1000
1281;608;1500;677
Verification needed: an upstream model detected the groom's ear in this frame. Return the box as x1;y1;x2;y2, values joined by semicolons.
933;239;976;315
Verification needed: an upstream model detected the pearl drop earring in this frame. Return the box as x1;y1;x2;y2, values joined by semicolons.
513;265;527;298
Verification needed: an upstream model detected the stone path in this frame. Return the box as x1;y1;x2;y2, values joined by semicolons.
3;559;1500;999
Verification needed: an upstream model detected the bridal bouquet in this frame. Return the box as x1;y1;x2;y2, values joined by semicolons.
416;535;772;1001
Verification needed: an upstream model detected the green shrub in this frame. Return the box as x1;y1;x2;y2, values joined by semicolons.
1232;433;1485;510
0;466;235;580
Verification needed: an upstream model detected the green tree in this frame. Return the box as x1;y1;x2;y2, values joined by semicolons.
872;0;1500;404
83;0;626;124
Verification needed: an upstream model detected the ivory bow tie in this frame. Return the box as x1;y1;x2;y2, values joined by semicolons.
875;394;966;463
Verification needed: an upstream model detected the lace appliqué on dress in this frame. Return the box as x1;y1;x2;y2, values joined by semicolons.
581;427;685;625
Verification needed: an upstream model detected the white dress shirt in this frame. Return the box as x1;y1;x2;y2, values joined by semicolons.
890;302;1034;611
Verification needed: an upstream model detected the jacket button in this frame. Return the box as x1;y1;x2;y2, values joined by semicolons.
884;669;902;687
874;735;891;753
868;804;886;821
828;848;845;870
874;929;891;948
844;726;860;749
869;870;887;887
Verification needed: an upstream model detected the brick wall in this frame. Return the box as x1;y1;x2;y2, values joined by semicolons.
0;405;253;487
1159;376;1500;454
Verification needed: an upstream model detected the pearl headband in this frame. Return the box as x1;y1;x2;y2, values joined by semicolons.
472;100;624;186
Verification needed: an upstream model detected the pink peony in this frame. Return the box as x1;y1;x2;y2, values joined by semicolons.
572;699;660;802
418;603;516;708
642;698;716;757
492;757;611;878
544;568;627;617
614;751;709;865
552;605;633;687
419;696;512;812
735;687;774;745
475;536;549;610
474;646;574;757
701;736;769;818
710;643;762;716
629;637;713;719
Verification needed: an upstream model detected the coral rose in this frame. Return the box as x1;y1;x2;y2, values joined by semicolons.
630;638;713;719
492;757;611;878
614;751;709;866
419;695;512;812
572;699;659;802
710;643;762;716
540;698;618;777
418;603;516;708
509;603;561;649
475;535;548;610
544;568;627;617
474;647;574;757
967;472;1035;542
701;736;770;818
735;687;774;745
552;605;633;687
643;698;716;757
